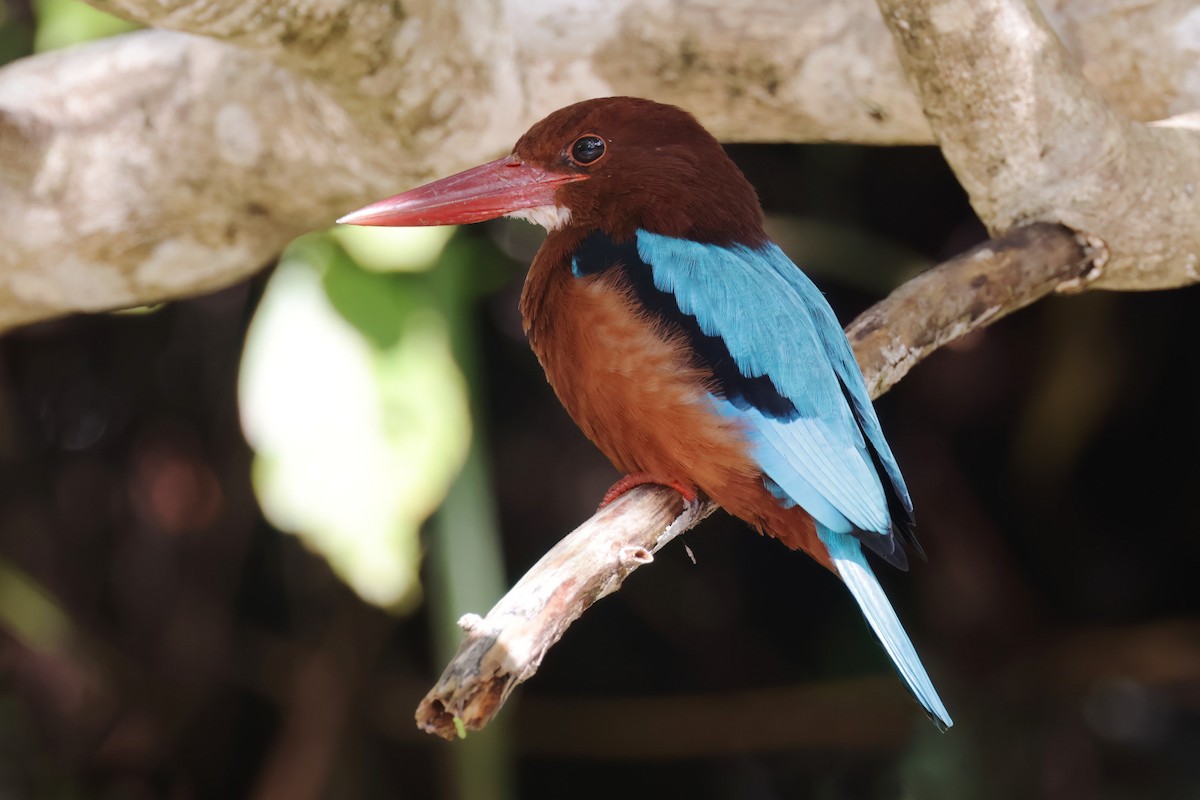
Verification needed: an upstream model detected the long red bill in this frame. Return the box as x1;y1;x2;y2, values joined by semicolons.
336;154;586;227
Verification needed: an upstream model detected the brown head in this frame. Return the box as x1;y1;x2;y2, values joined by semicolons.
339;97;766;246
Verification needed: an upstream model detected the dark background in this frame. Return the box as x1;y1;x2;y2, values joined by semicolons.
3;4;1200;799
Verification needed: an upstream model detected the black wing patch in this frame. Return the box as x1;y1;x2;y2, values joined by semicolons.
837;379;924;569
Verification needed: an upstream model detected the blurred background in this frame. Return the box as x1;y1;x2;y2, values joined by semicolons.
3;2;1200;798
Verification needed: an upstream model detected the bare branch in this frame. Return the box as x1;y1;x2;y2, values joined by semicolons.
876;0;1200;290
416;487;713;740
415;223;1093;740
0;1;920;334
848;223;1094;396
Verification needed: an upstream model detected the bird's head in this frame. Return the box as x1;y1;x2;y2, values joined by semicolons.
339;97;765;246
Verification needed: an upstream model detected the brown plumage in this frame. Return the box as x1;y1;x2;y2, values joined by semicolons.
520;220;827;565
514;97;767;246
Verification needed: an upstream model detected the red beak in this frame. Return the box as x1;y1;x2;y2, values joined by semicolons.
336;155;586;227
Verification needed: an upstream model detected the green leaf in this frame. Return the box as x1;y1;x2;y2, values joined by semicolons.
238;234;471;610
321;246;425;350
330;225;455;273
34;0;138;52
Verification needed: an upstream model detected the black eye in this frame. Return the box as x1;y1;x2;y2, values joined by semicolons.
570;134;605;165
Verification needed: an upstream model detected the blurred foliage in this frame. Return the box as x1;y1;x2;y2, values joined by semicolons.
0;557;71;653
239;230;469;611
33;0;136;52
329;225;457;274
0;2;33;64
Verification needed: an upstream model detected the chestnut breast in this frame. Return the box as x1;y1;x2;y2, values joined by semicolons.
520;251;758;492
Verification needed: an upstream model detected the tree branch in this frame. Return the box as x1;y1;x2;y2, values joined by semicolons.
2;1;1196;329
847;222;1097;396
415;222;1094;740
876;0;1200;290
0;32;399;330
81;0;1200;142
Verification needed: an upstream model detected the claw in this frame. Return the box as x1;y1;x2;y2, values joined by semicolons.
600;473;698;508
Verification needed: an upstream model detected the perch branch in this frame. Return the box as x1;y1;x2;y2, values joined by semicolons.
847;222;1097;396
415;222;1093;739
416;486;714;739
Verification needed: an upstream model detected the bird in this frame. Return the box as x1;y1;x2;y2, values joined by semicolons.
338;96;952;730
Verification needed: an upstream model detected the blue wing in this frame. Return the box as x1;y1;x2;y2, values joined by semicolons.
633;231;914;559
572;230;950;729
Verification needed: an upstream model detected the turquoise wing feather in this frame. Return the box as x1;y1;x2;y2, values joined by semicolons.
632;230;951;730
635;231;907;540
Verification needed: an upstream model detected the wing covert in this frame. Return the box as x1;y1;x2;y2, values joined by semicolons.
633;231;906;542
572;228;913;552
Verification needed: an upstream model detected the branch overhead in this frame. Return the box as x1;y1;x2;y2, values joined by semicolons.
0;32;405;328
1;0;1197;327
876;0;1200;291
83;0;408;80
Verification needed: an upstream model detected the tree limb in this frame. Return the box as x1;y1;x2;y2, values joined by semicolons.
415;222;1094;740
876;0;1200;290
0;1;1195;329
0;32;398;330
82;0;1200;142
847;223;1098;396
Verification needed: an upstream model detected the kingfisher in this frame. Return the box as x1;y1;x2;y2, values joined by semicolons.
339;97;952;730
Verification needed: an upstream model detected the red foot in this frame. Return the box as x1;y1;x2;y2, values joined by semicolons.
599;473;698;509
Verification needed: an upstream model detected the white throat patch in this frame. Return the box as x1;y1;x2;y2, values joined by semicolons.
506;205;573;231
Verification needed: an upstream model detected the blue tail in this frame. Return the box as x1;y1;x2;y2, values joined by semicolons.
817;526;953;731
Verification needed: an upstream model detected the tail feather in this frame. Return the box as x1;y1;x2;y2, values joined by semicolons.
817;526;953;731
